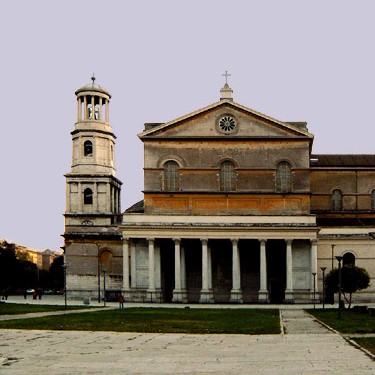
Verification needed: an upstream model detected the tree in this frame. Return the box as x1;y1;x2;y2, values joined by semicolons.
48;255;64;291
325;265;370;308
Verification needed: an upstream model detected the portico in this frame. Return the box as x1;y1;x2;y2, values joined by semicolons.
121;214;319;304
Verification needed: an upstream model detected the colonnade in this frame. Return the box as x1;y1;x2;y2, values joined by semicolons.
122;238;318;303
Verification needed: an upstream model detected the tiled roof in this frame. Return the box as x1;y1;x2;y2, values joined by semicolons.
124;200;144;213
311;154;375;167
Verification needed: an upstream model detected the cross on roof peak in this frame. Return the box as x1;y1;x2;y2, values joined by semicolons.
91;73;96;84
222;70;231;85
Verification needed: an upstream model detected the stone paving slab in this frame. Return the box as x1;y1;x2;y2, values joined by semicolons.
0;307;115;321
0;330;374;374
280;309;332;334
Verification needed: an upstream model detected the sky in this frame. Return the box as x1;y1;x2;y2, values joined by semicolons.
1;1;375;252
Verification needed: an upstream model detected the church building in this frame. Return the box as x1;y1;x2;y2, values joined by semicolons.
64;77;375;304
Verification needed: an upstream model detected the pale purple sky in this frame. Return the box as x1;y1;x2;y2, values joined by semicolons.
1;1;375;251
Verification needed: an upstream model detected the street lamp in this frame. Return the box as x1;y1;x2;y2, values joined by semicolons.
103;268;107;307
312;272;317;309
336;256;343;319
331;244;335;270
320;267;327;309
97;258;101;304
62;263;67;309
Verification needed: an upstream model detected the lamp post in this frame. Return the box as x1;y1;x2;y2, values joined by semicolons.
320;267;327;309
312;272;317;309
331;244;335;271
62;263;67;309
336;256;343;319
103;268;107;307
97;252;101;303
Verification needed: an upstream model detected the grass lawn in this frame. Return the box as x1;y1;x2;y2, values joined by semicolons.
0;302;87;315
350;338;375;355
307;309;375;356
0;308;280;334
307;309;375;334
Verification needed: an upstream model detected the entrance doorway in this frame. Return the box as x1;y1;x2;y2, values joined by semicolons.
184;239;202;303
211;239;232;303
267;240;286;303
159;239;174;303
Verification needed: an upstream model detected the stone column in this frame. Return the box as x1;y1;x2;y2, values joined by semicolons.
147;238;155;293
199;239;214;303
172;238;187;303
208;243;212;289
230;239;243;303
181;245;186;290
284;239;294;302
78;182;82;212
83;96;87;119
201;239;208;291
154;244;161;291
310;240;318;301
130;241;136;288
122;238;130;291
93;183;98;212
105;99;109;123
258;239;269;302
91;95;95;119
77;97;80;122
99;97;102;121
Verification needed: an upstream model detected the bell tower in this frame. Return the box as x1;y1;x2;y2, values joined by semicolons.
63;77;123;300
65;76;122;227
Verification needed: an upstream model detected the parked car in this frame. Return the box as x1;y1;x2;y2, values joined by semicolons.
26;289;35;294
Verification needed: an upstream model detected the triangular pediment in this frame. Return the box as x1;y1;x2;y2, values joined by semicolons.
139;99;313;140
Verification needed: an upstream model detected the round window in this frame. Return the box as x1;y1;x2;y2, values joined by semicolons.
218;115;237;134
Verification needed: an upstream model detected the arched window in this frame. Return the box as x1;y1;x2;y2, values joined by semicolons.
220;161;236;191
276;161;292;192
99;249;113;273
83;188;93;205
332;189;342;211
371;189;375;211
84;140;93;156
343;252;355;267
164;161;179;191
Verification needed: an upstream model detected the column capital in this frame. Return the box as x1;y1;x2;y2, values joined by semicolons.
259;239;267;246
172;238;181;245
146;238;155;243
311;239;318;246
123;237;130;244
286;239;293;246
200;238;208;245
231;239;239;246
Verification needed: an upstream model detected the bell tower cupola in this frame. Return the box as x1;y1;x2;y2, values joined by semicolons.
71;75;116;175
65;76;122;226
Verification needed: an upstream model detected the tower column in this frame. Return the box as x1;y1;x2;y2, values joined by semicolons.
105;99;109;123
77;97;80;122
78;182;82;212
90;95;95;119
94;182;98;212
83;96;87;119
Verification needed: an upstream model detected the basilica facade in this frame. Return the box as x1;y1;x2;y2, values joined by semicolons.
64;79;375;304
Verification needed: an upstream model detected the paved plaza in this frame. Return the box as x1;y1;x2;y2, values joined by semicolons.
0;297;374;374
